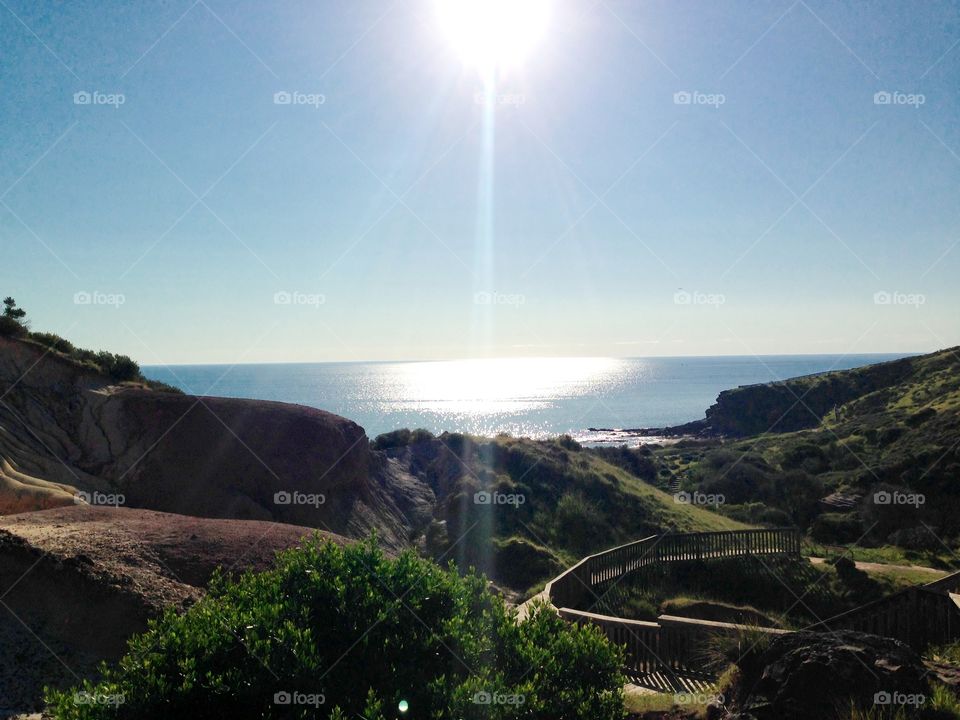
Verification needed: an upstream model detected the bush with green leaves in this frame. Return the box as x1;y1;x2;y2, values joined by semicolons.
29;331;76;354
93;350;139;381
371;428;436;451
0;296;27;336
551;491;608;555
46;538;624;720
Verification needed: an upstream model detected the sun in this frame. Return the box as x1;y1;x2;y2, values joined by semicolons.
434;0;550;73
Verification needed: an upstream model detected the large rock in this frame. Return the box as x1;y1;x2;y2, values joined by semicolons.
0;337;434;549
725;630;931;719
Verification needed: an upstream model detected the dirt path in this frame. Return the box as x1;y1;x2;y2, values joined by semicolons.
808;556;947;576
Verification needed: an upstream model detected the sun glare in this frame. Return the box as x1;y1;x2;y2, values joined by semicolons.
434;0;550;73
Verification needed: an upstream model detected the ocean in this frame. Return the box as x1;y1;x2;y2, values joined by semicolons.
142;354;907;446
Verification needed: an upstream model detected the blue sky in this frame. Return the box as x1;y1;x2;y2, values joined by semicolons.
1;0;958;363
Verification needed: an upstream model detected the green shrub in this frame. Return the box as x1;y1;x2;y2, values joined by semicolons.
832;556;880;595
621;592;659;621
46;538;624;720
0;315;25;337
588;446;656;481
905;407;936;428
781;442;828;473
490;536;562;590
92;351;140;382
553;491;607;555
718;502;792;527
810;513;864;544
1;296;27;336
705;625;777;676
372;428;436;451
29;331;75;354
877;426;904;447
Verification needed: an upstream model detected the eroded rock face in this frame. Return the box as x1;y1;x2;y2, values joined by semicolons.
725;630;930;720
0;337;434;549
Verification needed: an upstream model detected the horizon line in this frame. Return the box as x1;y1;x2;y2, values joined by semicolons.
141;349;923;368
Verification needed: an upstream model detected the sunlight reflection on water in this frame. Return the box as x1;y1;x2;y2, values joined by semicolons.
370;357;630;438
143;354;907;444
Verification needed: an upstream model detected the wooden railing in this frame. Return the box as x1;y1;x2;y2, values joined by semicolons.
546;528;800;613
814;571;960;650
558;608;663;674
544;527;960;677
543;528;800;675
557;607;788;674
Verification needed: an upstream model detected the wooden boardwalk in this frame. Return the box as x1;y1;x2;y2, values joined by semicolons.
537;527;960;691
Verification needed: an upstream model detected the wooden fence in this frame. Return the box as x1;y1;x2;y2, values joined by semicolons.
544;527;960;676
814;571;960;650
546;528;800;611
543;528;800;674
556;607;789;675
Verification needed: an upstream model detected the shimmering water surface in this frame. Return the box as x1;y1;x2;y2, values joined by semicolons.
143;354;907;445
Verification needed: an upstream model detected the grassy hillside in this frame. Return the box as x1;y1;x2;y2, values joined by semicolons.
377;431;749;595
652;347;960;560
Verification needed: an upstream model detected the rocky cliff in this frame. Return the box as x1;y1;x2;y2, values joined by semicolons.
701;352;930;437
0;337;434;550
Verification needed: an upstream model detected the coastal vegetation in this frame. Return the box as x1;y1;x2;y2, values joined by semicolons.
604;553;898;627
0;295;180;390
46;538;625;720
375;429;747;596
644;347;960;566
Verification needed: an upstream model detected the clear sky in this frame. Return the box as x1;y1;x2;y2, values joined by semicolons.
1;0;958;364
